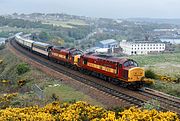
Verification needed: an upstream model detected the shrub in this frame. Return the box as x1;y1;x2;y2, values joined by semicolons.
16;63;30;75
143;99;160;110
0;60;3;64
0;43;5;50
175;74;180;83
0;101;178;120
17;80;26;86
145;69;157;79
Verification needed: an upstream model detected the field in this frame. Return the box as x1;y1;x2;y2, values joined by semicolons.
129;52;180;97
42;19;88;28
44;83;102;105
0;48;102;107
0;26;42;33
129;52;180;77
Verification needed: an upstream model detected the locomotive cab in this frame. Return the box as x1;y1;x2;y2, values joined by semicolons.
119;60;145;82
69;49;83;66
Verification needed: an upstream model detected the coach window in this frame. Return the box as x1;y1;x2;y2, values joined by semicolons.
119;64;122;68
83;59;88;65
66;54;69;59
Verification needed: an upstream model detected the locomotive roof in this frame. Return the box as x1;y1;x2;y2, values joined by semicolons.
53;46;65;50
83;53;128;64
61;48;82;53
52;47;83;55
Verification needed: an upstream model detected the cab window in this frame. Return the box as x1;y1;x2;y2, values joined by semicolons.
123;60;138;67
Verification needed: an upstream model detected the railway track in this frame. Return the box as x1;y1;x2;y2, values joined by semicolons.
9;39;144;107
9;39;180;115
139;87;180;113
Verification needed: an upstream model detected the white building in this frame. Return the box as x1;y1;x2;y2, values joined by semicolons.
120;40;165;55
95;48;109;53
86;47;109;53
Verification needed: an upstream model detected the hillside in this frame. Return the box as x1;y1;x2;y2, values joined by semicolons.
0;48;102;108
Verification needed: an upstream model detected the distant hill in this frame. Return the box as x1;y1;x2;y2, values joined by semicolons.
127;18;180;25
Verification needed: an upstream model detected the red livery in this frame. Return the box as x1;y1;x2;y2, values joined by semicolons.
15;33;145;89
49;46;83;65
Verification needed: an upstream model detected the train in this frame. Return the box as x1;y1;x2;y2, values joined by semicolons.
14;33;145;89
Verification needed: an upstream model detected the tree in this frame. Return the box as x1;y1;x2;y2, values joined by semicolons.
39;31;50;41
16;63;30;75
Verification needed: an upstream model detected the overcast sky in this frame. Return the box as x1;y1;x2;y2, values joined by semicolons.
0;0;179;18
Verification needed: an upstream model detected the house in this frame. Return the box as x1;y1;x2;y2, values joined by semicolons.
86;47;109;53
96;39;118;49
120;40;165;55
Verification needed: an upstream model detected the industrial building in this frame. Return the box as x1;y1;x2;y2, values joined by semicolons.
120;40;165;55
95;39;118;48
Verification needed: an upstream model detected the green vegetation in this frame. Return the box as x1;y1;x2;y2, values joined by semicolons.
149;80;180;97
145;69;157;79
16;63;30;75
0;16;92;47
129;52;180;97
129;53;180;67
143;99;160;110
38;31;51;41
0;48;102;107
0;101;178;120
0;44;5;50
175;44;180;52
129;53;180;77
43;19;88;28
44;83;102;106
0;31;10;38
0;16;52;29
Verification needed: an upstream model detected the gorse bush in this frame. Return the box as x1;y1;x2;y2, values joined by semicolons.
0;93;18;109
145;69;157;79
0;101;178;120
16;63;30;75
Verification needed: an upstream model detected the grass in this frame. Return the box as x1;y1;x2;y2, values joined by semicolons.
149;80;180;97
129;52;180;77
128;52;180;97
44;82;103;106
129;53;180;66
0;48;102;107
42;19;88;28
0;26;43;33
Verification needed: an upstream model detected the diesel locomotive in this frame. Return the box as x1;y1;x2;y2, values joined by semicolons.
15;33;145;89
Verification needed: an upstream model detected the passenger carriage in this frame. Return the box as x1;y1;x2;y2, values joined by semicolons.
32;41;52;57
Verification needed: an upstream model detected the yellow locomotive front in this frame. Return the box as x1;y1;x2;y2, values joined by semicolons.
128;67;145;82
120;60;145;89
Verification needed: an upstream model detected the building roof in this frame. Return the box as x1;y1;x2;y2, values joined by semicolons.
121;41;165;44
99;39;117;45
